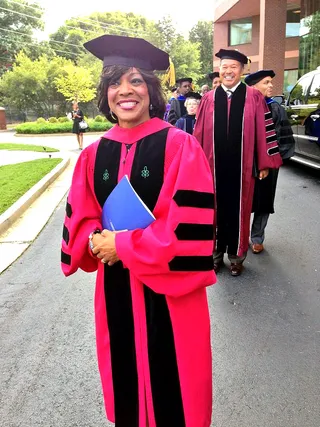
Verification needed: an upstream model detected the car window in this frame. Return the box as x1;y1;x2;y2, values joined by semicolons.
288;75;312;105
307;73;320;105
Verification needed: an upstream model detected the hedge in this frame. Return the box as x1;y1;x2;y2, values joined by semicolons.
15;119;113;134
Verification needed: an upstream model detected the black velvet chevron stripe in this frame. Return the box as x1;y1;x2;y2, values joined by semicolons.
61;250;71;265
62;224;70;245
169;256;214;271
265;111;272;120
175;223;214;241
268;146;280;156
66;200;72;218
267;134;278;143
266;123;275;132
173;190;214;209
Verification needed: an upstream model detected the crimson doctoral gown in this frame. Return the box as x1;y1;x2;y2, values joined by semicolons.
61;118;216;427
193;83;282;257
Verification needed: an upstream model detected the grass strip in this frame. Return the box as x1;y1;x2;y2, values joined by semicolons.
0;143;59;152
0;158;62;215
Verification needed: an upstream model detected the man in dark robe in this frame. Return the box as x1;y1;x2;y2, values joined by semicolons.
194;49;282;276
167;77;192;125
245;69;295;254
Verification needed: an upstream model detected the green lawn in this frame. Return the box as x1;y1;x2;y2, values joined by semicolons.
0;143;59;152
0;158;62;215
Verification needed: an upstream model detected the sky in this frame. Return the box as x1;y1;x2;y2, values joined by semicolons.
38;0;215;38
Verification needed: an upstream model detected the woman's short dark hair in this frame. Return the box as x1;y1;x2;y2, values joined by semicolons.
97;65;166;123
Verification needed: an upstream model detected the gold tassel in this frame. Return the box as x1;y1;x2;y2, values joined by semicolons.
247;56;251;73
162;57;176;87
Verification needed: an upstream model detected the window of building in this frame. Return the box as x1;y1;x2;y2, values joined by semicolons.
283;69;299;97
286;8;300;37
229;18;252;45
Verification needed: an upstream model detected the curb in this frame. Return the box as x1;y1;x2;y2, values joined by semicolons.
0;156;70;235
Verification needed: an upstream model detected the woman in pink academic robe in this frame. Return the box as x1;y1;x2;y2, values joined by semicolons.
61;34;216;427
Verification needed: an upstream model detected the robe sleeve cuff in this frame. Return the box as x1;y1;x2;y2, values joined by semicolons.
115;231;135;269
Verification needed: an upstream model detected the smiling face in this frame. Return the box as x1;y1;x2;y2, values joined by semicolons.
254;76;274;98
107;67;150;128
219;59;244;89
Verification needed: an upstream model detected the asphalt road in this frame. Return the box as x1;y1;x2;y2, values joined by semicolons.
1;161;319;427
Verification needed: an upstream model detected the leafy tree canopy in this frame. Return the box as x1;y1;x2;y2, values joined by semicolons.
54;63;96;103
0;0;44;73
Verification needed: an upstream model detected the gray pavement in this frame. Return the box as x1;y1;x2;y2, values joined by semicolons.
0;150;63;166
0;129;103;152
0;155;320;426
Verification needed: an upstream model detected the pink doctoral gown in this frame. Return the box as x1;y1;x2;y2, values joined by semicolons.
61;118;216;427
194;83;282;257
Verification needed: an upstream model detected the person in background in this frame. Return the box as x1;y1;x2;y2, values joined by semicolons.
169;86;178;101
175;92;202;134
200;85;210;96
194;49;282;276
164;86;178;121
61;34;215;427
71;101;84;150
167;77;192;125
245;69;295;254
208;71;221;90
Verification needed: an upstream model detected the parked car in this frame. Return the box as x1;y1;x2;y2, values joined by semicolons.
285;67;320;169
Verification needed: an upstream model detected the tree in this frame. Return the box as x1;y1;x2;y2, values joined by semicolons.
189;21;213;85
49;11;160;62
299;10;320;76
0;0;44;74
54;63;96;103
50;12;204;86
0;52;69;116
154;16;178;53
170;35;202;85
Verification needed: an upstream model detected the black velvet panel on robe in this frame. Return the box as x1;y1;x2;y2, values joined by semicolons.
214;83;246;255
93;129;185;427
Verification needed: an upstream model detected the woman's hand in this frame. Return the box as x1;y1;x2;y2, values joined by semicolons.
92;230;120;266
259;168;269;180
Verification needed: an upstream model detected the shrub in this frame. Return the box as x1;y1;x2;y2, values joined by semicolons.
48;117;58;123
15;120;113;134
94;115;104;122
58;116;69;123
36;117;46;123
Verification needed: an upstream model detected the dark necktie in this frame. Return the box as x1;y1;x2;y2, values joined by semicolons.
226;90;233;99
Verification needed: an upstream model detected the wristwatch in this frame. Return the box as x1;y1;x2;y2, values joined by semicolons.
88;228;101;251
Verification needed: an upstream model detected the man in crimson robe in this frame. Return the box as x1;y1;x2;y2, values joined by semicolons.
194;49;282;276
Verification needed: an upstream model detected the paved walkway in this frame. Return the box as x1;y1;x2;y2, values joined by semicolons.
0;150;63;166
0;130;104;273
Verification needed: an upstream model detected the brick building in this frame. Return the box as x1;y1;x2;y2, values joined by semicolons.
213;0;319;95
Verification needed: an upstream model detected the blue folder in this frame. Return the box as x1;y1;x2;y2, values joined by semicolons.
102;175;156;231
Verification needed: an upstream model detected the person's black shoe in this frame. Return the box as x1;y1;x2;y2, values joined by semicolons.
230;263;243;276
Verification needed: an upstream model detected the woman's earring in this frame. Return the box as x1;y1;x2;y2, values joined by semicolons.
110;111;117;121
149;104;153;111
